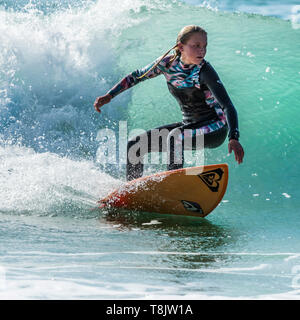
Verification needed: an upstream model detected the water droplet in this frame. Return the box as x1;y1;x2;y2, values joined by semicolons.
282;193;291;198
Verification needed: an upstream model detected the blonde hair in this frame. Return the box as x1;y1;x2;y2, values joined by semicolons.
137;25;207;79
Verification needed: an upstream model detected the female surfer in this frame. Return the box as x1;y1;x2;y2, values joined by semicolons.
94;25;244;181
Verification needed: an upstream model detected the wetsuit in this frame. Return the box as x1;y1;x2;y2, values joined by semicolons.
107;55;240;181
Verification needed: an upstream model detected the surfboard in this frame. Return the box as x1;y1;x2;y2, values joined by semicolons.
98;163;228;218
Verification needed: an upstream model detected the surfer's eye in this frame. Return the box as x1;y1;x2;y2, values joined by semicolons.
188;44;207;50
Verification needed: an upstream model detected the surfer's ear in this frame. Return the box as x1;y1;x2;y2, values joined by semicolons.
177;42;184;53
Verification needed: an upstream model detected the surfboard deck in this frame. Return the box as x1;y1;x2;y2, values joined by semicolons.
98;164;228;218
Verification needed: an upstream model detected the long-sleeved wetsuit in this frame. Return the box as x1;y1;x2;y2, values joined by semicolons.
108;55;240;180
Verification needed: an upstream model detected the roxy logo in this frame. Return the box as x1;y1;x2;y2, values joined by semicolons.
181;200;204;213
198;168;224;192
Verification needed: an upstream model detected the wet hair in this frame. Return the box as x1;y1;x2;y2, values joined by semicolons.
137;25;207;79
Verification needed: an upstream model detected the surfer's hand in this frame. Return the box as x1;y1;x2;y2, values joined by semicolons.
94;94;112;113
228;139;244;164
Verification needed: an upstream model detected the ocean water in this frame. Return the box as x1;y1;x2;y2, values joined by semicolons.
0;0;300;299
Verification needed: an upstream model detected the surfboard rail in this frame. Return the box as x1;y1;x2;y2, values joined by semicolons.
98;164;228;218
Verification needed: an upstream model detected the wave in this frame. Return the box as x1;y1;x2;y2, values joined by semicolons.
0;0;153;157
0;0;299;218
0;144;121;216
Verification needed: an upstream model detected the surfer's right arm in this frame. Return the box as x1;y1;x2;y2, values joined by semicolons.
94;58;166;113
94;93;112;113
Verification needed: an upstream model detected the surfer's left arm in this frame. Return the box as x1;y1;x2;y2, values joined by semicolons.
201;62;244;164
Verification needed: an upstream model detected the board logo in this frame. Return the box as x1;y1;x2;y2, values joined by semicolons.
198;168;224;192
181;200;204;214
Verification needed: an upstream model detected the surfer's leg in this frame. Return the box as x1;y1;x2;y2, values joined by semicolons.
203;124;228;148
166;122;228;171
167;126;185;171
126;132;149;181
126;122;183;181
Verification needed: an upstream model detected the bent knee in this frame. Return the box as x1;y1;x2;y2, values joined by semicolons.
204;125;228;149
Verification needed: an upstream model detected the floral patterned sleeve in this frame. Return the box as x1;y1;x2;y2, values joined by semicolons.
107;58;168;98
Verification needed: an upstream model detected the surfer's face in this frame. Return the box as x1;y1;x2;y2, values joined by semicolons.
178;32;207;65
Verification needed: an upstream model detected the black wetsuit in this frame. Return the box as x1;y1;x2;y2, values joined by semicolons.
107;56;240;180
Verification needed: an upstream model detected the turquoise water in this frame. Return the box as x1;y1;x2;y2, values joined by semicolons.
0;0;300;299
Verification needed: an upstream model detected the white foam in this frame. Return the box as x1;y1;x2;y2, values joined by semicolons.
2;250;300;299
117;264;270;275
0;0;148;156
142;220;162;226
0;145;121;215
1;271;295;300
282;193;291;198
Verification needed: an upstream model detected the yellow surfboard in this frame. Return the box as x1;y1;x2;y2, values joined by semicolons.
98;163;228;218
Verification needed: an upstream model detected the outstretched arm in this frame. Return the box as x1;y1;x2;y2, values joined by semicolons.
94;59;163;113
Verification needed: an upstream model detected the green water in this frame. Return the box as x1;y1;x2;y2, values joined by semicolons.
113;4;300;218
110;3;300;258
